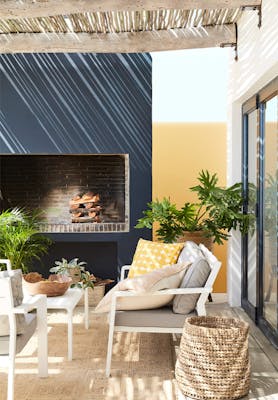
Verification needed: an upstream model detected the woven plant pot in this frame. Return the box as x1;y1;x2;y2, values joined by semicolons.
175;316;250;400
176;231;214;251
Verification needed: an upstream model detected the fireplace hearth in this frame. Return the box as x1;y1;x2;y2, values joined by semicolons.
0;154;129;233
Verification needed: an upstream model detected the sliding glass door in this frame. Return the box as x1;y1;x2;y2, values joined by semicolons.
242;108;258;320
263;95;277;332
242;78;278;347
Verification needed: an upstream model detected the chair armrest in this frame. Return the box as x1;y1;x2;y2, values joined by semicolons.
14;294;47;314
114;287;211;298
0;259;12;271
108;287;211;318
120;265;131;281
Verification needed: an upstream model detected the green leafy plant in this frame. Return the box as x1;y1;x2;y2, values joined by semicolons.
264;172;277;236
50;258;94;290
0;208;52;273
136;170;252;244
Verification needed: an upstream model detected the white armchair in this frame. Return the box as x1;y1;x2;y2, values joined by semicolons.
0;259;48;400
106;255;221;377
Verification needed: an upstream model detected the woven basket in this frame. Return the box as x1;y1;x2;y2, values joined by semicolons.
77;285;105;307
175;316;250;400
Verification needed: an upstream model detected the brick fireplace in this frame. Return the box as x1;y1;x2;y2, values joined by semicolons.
1;154;129;233
0;52;152;281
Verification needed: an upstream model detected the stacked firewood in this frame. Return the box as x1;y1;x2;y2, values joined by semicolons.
69;191;102;223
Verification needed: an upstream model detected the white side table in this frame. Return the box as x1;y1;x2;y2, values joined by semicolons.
46;288;89;361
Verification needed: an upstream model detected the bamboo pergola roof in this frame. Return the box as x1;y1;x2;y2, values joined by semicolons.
0;1;261;53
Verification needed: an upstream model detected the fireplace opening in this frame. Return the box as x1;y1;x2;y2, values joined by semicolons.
0;154;129;233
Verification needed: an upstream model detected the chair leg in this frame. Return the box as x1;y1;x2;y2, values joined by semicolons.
106;323;115;377
7;315;16;400
7;354;15;400
36;296;48;377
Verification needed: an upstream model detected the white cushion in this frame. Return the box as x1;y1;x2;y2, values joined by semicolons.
0;269;25;336
95;262;190;313
199;243;219;267
177;241;205;264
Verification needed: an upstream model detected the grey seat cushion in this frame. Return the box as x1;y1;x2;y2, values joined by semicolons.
115;307;195;329
0;314;37;355
173;257;211;314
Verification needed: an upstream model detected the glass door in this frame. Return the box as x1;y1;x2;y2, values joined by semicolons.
242;107;258;320
242;78;278;347
262;95;277;332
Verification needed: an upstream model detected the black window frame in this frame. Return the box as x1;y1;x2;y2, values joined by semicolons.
242;76;278;348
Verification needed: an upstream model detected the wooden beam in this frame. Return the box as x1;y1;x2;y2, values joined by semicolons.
0;25;236;53
0;1;261;19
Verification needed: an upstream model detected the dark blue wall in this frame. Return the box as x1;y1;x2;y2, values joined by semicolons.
0;53;152;279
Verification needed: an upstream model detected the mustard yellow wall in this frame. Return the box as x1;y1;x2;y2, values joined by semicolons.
153;122;227;292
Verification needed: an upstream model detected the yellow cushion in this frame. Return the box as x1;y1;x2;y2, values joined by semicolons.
128;239;184;278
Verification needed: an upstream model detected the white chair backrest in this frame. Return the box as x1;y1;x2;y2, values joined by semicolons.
0;260;15;314
0;259;12;271
0;277;14;314
199;243;222;288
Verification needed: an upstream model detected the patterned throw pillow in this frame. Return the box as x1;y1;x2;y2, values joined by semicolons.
128;239;184;278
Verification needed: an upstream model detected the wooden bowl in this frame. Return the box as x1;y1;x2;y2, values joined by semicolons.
23;273;72;297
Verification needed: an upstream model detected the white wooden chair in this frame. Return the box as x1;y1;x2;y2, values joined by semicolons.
105;255;221;377
0;259;48;400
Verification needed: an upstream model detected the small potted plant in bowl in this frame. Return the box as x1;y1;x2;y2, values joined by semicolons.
50;258;114;307
49;258;94;290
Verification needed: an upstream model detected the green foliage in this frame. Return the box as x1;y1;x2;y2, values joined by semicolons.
264;172;278;236
136;170;252;244
0;208;52;273
50;258;94;290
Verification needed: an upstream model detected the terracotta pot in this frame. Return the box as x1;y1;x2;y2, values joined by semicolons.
176;231;214;251
67;267;81;283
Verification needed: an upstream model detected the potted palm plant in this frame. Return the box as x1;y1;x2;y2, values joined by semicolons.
0;208;52;273
135;170;251;246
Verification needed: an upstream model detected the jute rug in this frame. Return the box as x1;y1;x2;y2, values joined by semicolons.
0;309;176;400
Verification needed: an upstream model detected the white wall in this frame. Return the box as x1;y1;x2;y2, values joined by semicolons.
227;0;278;306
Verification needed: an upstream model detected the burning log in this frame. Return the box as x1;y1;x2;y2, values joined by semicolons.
85;202;94;209
72;216;96;223
70;204;80;210
69;192;102;223
72;211;84;218
69;207;102;214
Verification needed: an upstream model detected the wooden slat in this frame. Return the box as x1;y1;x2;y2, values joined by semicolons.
0;24;236;53
0;1;262;19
